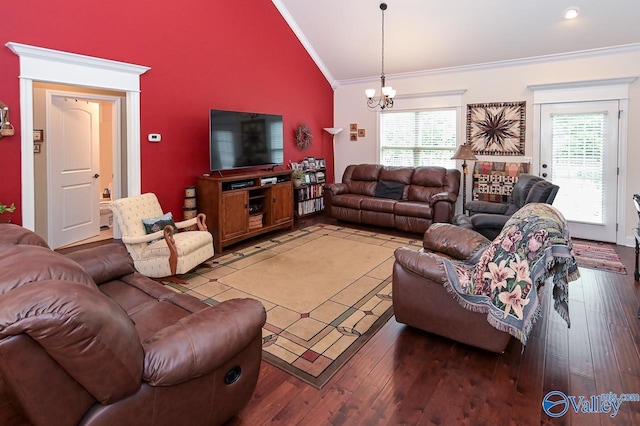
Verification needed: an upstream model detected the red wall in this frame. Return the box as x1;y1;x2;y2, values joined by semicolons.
0;0;334;224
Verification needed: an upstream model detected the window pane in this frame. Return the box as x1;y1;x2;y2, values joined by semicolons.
550;112;606;223
380;109;456;168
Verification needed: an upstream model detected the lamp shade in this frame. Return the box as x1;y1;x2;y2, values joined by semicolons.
451;144;478;161
323;127;343;136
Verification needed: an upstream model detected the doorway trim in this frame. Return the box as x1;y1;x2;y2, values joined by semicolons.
6;42;150;230
529;77;636;245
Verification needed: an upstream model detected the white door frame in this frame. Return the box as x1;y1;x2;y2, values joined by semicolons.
529;77;635;245
46;90;122;245
6;42;150;231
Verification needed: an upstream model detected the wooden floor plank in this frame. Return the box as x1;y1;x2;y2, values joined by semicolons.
595;273;630;326
331;317;404;392
586;307;633;425
509;336;546;426
567;299;595;378
568;373;601;426
388;337;456;425
357;330;445;425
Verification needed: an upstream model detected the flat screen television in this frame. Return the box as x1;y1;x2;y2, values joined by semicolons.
209;109;284;171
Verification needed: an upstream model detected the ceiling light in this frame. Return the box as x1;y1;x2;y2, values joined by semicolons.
563;7;579;20
365;3;396;110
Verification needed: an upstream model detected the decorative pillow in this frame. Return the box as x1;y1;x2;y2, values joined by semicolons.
374;180;404;200
142;212;177;238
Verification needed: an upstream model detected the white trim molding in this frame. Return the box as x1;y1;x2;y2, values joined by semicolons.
340;44;640;87
6;42;150;230
272;0;338;90
529;77;637;104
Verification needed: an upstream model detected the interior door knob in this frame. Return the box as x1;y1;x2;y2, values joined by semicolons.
93;173;100;178
542;173;548;178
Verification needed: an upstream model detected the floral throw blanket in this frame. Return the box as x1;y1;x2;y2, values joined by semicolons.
442;203;580;345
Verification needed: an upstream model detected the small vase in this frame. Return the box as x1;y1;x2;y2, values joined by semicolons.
293;178;302;188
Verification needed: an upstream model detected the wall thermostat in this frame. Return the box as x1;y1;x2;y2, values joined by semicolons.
148;133;161;142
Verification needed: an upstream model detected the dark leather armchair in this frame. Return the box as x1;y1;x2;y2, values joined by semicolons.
393;223;512;353
0;224;266;426
461;174;559;239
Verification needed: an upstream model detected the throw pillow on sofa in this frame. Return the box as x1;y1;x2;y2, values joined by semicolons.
374;180;404;200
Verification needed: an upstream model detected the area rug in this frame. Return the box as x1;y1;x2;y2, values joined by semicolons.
162;224;421;388
572;242;627;274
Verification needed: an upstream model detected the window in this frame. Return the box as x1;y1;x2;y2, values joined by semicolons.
545;107;613;224
379;108;457;168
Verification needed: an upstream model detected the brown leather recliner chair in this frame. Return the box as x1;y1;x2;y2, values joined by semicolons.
393;223;512;353
0;224;266;426
460;174;559;239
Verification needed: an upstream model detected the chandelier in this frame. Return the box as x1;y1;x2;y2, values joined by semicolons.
365;3;396;110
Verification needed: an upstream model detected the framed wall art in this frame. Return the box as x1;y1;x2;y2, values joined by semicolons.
466;101;525;156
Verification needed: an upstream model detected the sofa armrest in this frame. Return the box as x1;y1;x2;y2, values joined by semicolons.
465;200;509;216
470;213;510;231
65;244;136;285
325;182;349;195
143;298;266;386
429;191;457;205
394;247;447;283
422;223;490;260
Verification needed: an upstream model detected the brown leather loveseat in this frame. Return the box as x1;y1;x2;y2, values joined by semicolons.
324;164;461;234
0;224;266;426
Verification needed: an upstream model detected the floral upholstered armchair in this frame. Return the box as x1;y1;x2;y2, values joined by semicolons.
110;193;214;279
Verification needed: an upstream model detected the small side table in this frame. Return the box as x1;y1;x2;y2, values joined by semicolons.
635;228;640;281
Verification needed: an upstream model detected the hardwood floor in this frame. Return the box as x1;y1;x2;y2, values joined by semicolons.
3;216;640;425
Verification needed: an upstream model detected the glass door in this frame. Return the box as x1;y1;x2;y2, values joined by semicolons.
539;101;619;242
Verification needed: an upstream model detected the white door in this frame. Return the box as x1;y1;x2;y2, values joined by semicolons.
48;96;101;248
539;101;619;242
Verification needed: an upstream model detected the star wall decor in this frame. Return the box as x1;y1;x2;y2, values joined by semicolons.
466;101;525;155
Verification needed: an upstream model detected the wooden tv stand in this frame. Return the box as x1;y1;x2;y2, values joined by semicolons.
196;170;294;253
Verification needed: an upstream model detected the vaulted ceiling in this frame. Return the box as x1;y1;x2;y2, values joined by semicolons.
275;0;640;87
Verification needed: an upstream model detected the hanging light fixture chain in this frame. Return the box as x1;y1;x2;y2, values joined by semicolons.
381;3;385;78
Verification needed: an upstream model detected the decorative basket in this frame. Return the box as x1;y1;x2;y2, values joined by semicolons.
0;123;14;137
249;214;263;230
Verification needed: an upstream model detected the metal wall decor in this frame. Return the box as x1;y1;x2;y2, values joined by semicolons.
466;101;525;155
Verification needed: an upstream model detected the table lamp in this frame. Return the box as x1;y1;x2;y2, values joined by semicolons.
451;144;477;214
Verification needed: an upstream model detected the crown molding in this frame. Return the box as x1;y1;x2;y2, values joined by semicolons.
6;42;150;76
272;0;338;90
528;77;638;92
338;43;640;87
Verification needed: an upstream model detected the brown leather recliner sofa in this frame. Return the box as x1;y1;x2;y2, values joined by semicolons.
0;224;266;426
324;164;461;234
392;223;512;353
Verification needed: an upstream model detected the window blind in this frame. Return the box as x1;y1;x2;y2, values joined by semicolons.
550;112;606;222
379;109;456;168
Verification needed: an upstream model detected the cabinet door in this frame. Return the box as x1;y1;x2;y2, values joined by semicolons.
222;191;249;239
271;183;293;225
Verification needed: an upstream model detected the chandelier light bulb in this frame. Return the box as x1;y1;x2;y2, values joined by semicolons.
365;89;376;99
